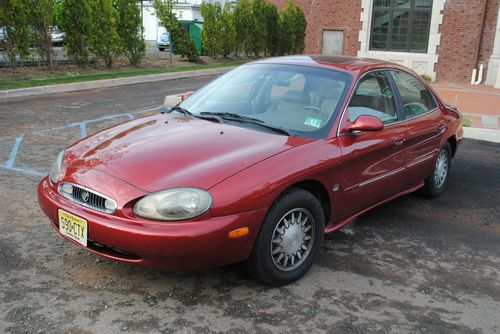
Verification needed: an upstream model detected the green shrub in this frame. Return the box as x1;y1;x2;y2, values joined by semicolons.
233;0;253;56
60;0;93;66
201;2;223;58
29;0;55;71
263;2;279;56
220;3;236;58
116;0;145;66
250;0;267;56
462;115;472;127
153;0;199;62
89;0;122;68
278;0;306;55
0;0;31;71
421;74;433;83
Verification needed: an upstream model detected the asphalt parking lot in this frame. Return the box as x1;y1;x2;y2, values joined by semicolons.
0;77;499;333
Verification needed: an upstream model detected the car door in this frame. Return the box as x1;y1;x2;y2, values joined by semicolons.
389;70;444;189
336;70;407;218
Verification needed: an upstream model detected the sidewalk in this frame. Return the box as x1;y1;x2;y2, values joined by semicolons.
432;82;500;129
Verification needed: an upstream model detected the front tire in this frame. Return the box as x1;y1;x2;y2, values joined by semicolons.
245;188;324;286
423;142;452;198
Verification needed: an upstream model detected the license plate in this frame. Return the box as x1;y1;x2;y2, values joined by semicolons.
58;209;88;247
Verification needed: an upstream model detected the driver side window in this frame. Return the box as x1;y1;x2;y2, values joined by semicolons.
348;71;398;125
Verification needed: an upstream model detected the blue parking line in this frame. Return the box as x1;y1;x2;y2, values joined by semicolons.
32;109;153;135
6;135;24;168
0;165;45;177
79;123;88;138
0;106;163;178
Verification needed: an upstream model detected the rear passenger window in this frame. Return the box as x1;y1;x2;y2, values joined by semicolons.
390;70;436;119
348;71;398;124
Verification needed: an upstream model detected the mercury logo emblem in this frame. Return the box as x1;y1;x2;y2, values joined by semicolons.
81;191;90;202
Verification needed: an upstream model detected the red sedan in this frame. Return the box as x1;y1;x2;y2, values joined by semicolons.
38;55;463;285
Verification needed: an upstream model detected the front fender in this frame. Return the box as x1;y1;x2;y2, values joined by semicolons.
208;139;343;218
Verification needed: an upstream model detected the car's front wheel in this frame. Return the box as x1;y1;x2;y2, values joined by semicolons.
245;188;324;286
423;142;452;198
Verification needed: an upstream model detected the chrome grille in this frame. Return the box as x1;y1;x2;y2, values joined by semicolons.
58;182;117;214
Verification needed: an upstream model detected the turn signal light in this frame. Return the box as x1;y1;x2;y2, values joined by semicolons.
228;227;249;239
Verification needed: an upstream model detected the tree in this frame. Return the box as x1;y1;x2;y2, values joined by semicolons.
88;0;122;68
263;2;279;56
233;0;252;56
53;0;63;27
60;0;93;66
116;0;145;65
201;2;222;58
153;0;199;62
292;2;306;53
220;3;236;58
277;0;306;55
0;0;30;71
250;0;266;56
29;0;55;71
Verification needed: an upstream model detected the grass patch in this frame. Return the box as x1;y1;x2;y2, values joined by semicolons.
462;115;472;127
0;60;247;91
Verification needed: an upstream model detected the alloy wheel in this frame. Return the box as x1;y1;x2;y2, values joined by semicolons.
270;208;315;272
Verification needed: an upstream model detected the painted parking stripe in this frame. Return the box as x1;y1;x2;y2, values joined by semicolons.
0;105;163;177
6;135;24;168
79;123;88;138
0;165;45;177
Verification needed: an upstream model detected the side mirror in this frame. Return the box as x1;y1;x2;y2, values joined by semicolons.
345;115;384;133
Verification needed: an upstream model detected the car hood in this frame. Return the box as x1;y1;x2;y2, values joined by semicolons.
64;114;313;192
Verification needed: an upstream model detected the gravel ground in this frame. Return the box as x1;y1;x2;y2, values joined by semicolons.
0;77;499;333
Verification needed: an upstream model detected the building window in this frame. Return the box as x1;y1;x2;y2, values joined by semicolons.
370;0;433;53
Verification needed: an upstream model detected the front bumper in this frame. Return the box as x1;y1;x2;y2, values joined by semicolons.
156;42;169;48
38;176;267;269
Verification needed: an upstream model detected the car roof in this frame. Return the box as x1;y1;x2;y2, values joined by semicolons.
250;55;408;76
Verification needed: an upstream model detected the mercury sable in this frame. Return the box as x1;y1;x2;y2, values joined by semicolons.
38;55;463;285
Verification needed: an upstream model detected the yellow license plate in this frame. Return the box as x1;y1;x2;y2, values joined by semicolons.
58;209;88;247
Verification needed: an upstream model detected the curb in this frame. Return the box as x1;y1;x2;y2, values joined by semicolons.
463;127;500;143
0;66;236;100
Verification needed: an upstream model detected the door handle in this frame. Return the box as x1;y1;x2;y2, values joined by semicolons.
437;122;447;135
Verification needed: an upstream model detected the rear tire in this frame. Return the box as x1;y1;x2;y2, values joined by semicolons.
423;142;452;198
244;188;324;286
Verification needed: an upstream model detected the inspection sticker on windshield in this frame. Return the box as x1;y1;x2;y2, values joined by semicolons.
304;117;322;128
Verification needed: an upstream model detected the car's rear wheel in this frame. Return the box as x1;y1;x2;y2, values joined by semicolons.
423;142;452;198
245;188;324;286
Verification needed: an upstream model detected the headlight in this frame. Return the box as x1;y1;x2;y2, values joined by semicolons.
49;150;65;184
133;187;212;221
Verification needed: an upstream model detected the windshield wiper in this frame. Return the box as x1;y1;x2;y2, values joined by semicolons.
166;106;224;123
200;112;291;136
166;106;193;117
200;112;264;123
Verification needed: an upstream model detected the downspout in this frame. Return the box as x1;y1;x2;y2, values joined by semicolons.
471;68;477;84
475;63;484;84
473;0;488;84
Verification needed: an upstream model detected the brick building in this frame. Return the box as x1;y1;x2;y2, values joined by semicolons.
268;0;500;85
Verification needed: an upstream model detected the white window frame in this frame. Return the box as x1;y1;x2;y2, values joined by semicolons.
358;0;446;81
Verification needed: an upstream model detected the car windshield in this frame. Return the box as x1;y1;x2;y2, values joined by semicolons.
179;63;351;138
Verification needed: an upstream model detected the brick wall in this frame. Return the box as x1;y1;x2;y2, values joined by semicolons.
478;0;500;66
267;0;499;83
267;0;361;55
436;0;499;82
